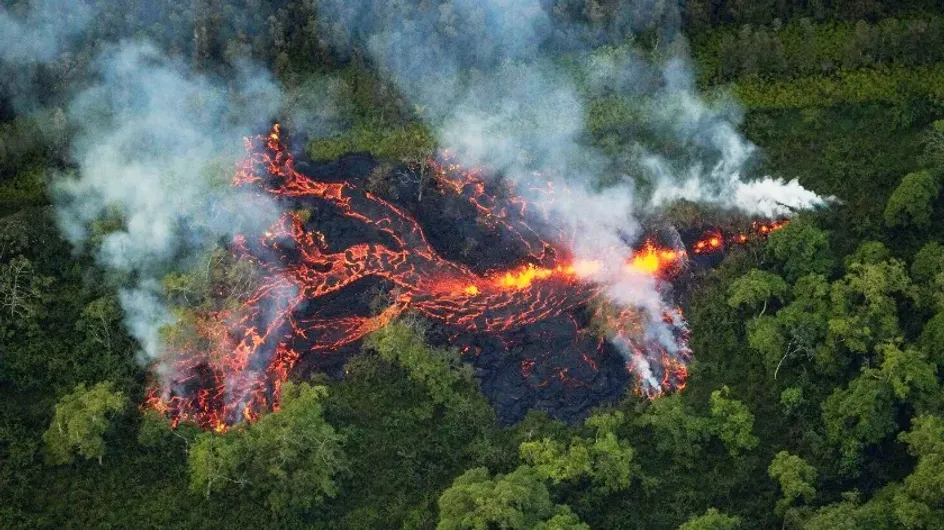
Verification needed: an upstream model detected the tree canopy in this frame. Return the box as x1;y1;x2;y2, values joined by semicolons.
437;466;588;530
187;382;346;511
42;382;127;465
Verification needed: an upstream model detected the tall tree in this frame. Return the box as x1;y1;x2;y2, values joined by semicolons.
708;386;759;457
520;411;637;493
822;369;896;469
884;170;941;229
437;465;588;530
364;318;476;408
678;508;741;530
635;394;711;465
768;451;816;516
767;219;832;282
728;269;788;317
828;259;915;355
43;381;127;465
746;274;830;377
893;415;944;528
0;255;52;326
188;382;346;511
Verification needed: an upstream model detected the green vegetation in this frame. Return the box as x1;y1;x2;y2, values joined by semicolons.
187;382;346;510
520;411;637;493
678;509;741;530
5;1;944;529
307;122;435;162
884;170;942;228
768;451;817;516
42;382;127;465
437;467;588;530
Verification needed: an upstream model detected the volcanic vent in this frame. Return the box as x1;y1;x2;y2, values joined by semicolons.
148;125;782;430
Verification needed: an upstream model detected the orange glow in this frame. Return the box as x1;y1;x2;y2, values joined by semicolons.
487;259;608;292
481;246;681;293
628;241;682;274
494;264;555;289
149;124;697;431
692;220;788;256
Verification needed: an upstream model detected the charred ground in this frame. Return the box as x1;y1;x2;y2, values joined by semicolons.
265;137;775;425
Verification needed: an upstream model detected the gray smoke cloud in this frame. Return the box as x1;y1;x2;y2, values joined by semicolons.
317;0;833;216
51;42;295;390
29;0;834;399
313;0;831;391
0;0;91;65
0;0;95;130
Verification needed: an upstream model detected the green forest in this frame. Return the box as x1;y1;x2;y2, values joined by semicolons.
4;0;944;529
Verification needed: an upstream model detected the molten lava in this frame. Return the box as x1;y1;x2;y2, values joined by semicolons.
691;220;786;255
147;124;777;431
629;243;682;275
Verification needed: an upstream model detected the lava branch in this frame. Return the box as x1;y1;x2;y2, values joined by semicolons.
147;125;719;430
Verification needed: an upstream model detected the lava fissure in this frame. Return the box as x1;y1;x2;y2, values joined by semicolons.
148;125;783;430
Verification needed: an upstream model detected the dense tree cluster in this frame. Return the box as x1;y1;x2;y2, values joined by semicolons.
698;16;944;84
683;0;944;31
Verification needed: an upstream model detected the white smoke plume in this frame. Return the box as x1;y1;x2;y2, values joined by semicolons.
0;0;95;120
649;169;836;218
52;42;290;373
17;0;835;401
731;177;836;217
315;2;833;223
0;0;91;65
313;0;832;389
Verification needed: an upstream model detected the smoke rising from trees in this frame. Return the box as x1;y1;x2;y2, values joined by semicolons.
313;0;833;365
0;0;91;65
52;43;289;375
5;0;833;393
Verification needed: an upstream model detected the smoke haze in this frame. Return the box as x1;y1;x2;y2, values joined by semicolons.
313;0;832;387
0;0;91;65
51;42;293;394
1;0;835;398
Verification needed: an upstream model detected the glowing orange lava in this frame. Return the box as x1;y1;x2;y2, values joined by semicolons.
629;243;682;274
147;124;699;430
692;220;787;255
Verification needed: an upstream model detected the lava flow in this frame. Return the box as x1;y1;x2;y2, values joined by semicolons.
146;124;775;431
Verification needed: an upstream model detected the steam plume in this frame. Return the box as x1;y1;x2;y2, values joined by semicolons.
0;0;91;65
14;0;836;402
313;0;832;390
51;42;293;394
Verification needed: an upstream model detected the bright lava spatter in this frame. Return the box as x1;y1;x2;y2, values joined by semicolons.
145;125;774;432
